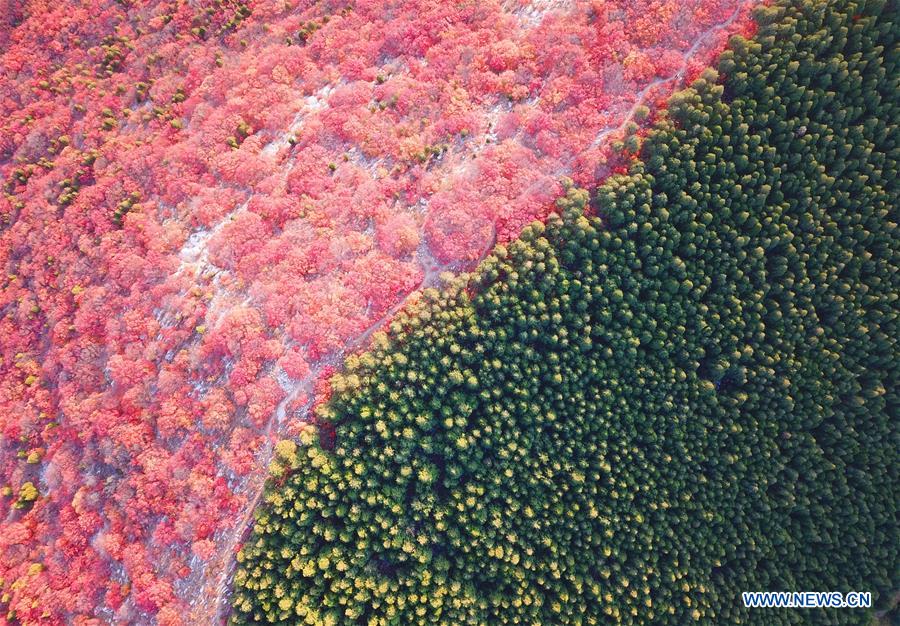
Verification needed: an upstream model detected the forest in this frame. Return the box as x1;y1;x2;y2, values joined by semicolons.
231;1;898;624
0;0;896;624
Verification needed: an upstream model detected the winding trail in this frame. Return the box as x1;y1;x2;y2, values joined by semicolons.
588;3;745;154
200;224;498;622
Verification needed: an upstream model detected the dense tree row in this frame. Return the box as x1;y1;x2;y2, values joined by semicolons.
230;1;898;623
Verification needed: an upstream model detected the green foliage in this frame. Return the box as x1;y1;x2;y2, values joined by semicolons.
14;482;38;510
296;20;322;45
230;1;898;623
269;438;302;479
